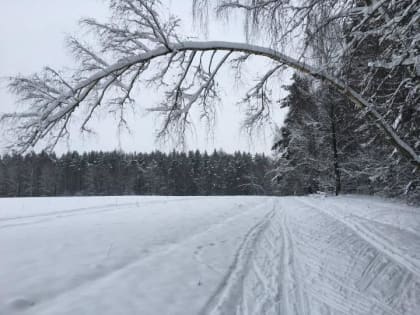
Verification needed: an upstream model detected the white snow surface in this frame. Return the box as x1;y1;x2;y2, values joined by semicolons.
1;195;419;315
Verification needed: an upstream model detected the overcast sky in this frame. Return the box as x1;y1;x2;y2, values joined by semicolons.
0;0;288;154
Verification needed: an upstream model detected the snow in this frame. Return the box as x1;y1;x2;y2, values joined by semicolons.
0;195;419;314
9;38;420;165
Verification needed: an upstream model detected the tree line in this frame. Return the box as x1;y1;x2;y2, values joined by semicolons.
1;1;418;204
271;1;419;205
273;73;419;204
3;1;418;171
0;150;274;197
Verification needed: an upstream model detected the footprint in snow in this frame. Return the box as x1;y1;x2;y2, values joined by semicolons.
9;298;35;310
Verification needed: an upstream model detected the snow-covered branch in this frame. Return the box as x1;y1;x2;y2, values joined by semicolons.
2;0;419;167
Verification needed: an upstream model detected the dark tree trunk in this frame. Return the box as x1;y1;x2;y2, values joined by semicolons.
330;103;341;196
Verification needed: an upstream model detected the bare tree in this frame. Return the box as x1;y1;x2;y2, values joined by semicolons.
1;0;419;167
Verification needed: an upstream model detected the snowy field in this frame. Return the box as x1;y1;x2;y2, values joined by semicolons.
1;195;420;315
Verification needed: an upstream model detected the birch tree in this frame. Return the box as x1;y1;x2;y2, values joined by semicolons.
1;0;419;167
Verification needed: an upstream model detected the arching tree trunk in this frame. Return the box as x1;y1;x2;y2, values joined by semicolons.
4;40;420;169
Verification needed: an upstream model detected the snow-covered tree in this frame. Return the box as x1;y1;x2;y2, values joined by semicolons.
272;74;334;195
1;0;419;168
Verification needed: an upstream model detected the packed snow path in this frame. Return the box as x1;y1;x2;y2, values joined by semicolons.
1;196;419;315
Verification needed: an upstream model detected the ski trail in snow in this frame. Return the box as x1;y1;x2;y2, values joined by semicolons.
297;198;420;279
279;211;310;315
202;197;419;315
202;201;312;315
0;197;198;229
2;196;419;315
200;203;276;315
12;200;270;314
290;197;419;315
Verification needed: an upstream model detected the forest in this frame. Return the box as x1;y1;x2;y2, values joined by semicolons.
0;150;273;197
1;1;419;203
272;74;420;204
1;1;420;314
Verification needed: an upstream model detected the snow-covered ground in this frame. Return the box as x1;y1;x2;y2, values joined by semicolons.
1;195;419;315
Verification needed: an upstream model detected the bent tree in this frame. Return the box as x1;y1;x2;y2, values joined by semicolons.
2;0;419;167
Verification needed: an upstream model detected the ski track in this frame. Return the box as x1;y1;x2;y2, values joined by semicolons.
2;196;419;315
0;197;200;229
202;197;420;315
199;202;276;315
297;198;420;279
2;199;272;315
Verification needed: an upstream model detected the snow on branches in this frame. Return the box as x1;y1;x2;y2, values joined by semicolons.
1;0;419;167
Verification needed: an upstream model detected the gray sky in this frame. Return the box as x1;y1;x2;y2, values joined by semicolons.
0;0;288;154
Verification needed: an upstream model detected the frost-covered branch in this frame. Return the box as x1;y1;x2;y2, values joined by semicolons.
2;0;419;167
241;64;283;132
